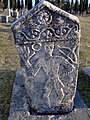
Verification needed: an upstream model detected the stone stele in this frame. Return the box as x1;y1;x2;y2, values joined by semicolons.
11;0;80;114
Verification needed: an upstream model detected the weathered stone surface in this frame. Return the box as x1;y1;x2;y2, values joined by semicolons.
9;70;87;114
9;70;29;114
8;109;90;120
11;0;80;114
8;70;90;120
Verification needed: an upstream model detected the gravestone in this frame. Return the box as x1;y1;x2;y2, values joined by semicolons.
16;9;19;19
1;8;11;23
19;9;28;17
2;15;10;23
11;0;80;115
3;9;10;16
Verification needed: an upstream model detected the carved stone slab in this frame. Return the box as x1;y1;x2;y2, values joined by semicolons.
11;0;80;114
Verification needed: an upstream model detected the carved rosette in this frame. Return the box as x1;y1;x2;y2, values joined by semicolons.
37;10;52;25
12;1;80;115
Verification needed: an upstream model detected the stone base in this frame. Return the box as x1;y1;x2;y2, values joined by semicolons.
8;109;90;120
81;67;90;78
8;70;90;120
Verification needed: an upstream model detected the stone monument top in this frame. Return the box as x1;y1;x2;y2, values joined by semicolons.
11;0;80;115
11;0;80;43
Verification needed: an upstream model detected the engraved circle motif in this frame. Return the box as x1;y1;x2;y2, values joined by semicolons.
37;10;52;25
32;43;42;51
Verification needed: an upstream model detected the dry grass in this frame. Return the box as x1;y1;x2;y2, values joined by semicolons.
0;23;19;70
0;16;90;120
77;16;90;108
0;71;16;120
78;16;90;67
0;23;19;120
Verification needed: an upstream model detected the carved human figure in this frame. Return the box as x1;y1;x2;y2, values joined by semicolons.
16;41;77;109
35;42;77;108
42;42;65;107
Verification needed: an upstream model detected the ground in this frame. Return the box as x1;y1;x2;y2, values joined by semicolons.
78;16;90;67
0;16;90;120
0;23;19;120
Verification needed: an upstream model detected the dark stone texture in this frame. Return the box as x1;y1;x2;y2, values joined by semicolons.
81;67;90;79
9;70;29;114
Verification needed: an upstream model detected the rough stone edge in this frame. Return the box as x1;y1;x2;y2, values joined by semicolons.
11;0;80;31
74;90;88;108
9;70;29;115
81;67;90;78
